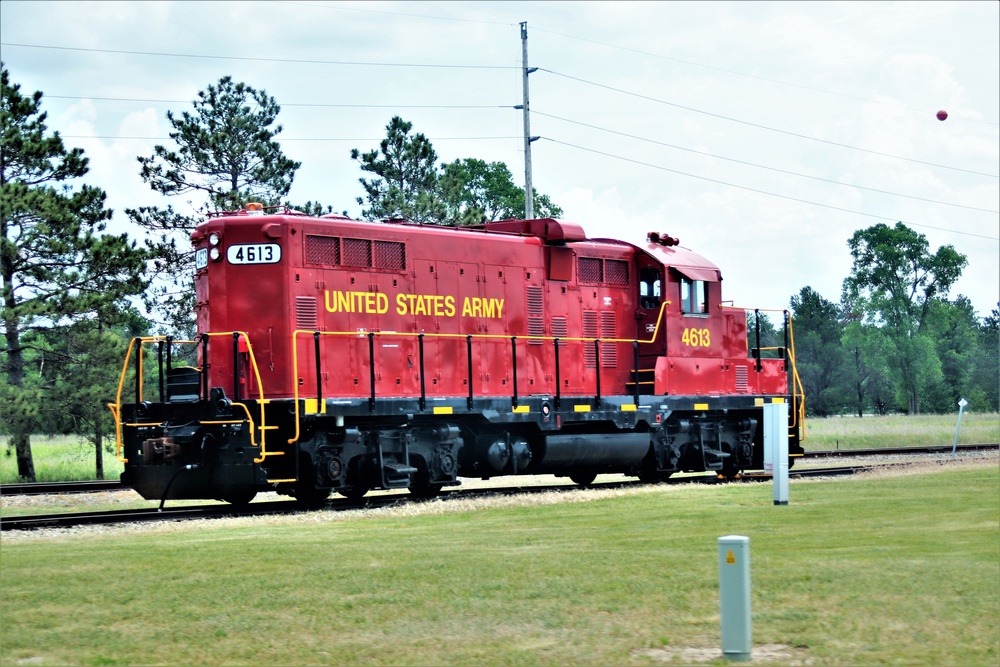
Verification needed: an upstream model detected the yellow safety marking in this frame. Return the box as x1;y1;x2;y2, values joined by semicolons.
267;478;297;484
789;453;804;457
261;425;280;430
304;398;327;414
574;405;591;412
726;550;736;564
512;405;530;413
771;397;786;403
433;406;454;415
755;398;765;407
621;404;637;412
694;403;709;410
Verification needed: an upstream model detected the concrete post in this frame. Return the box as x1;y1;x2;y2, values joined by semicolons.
763;401;789;505
718;535;751;661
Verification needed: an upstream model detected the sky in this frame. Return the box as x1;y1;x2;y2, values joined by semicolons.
2;0;998;319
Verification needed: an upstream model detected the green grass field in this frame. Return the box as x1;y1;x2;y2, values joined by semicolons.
1;459;997;666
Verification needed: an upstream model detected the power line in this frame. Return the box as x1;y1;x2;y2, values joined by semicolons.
539;69;1000;180
46;95;515;109
533;111;999;214
531;26;998;128
62;135;521;142
0;42;517;70
542;137;999;241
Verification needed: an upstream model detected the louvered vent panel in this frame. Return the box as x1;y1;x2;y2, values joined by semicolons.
296;296;318;329
343;238;372;267
374;240;406;270
526;286;544;315
578;257;603;284
735;365;749;392
306;235;340;266
605;259;630;286
551;316;568;346
583;311;599;368
600;312;617;367
527;286;545;344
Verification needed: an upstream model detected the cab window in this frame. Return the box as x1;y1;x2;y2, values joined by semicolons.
639;267;661;309
680;278;707;314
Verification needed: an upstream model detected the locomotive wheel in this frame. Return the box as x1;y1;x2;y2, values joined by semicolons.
294;485;332;507
337;485;369;500
637;470;673;484
220;490;257;506
408;483;444;498
569;472;597;486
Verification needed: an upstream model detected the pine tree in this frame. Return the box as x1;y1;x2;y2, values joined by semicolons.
127;76;301;335
1;64;149;481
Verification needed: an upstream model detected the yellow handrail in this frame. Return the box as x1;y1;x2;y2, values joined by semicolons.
107;333;274;464
287;302;674;444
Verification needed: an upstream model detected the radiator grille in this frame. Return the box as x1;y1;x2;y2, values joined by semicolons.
578;257;603;284
342;238;372;267
374;240;406;270
605;259;630;286
305;235;340;266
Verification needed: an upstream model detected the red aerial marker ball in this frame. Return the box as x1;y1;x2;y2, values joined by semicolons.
936;110;948;121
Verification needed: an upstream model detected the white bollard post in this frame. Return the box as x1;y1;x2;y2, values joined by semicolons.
763;401;789;505
951;398;968;458
718;535;751;662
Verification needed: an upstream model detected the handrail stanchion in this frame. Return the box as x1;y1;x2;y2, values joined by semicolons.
134;337;142;406
754;308;762;372
418;333;426;411
554;337;561;410
633;340;640;405
157;339;165;402
313;331;322;407
594;339;601;407
232;331;240;401
368;332;376;413
511;336;519;410
783;310;790;372
201;333;209;400
466;334;474;410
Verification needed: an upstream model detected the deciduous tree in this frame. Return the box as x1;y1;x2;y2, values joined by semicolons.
842;222;966;414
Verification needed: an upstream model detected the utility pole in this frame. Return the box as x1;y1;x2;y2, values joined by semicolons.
518;21;539;220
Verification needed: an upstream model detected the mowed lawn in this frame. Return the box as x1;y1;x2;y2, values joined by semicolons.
1;461;998;666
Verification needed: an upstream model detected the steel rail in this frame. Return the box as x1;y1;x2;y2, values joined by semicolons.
1;444;994;498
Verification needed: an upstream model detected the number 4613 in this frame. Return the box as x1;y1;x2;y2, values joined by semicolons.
681;327;711;347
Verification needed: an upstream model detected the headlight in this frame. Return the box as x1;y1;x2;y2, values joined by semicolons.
210;247;222;261
209;232;221;246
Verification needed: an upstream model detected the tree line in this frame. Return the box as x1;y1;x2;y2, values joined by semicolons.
2;66;997;481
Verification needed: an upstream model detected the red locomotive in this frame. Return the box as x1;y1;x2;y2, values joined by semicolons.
109;205;804;504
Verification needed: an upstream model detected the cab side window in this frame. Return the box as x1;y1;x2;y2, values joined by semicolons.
680;278;707;314
639;267;661;309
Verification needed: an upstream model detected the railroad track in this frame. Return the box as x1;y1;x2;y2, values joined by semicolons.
0;462;903;532
1;444;995;498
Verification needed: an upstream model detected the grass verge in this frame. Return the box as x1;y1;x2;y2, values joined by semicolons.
1;459;997;666
802;411;998;450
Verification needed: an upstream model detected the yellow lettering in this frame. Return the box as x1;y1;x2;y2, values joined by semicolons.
376;292;388;314
462;297;473;317
445;295;456;317
495;298;504;319
324;290;336;313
